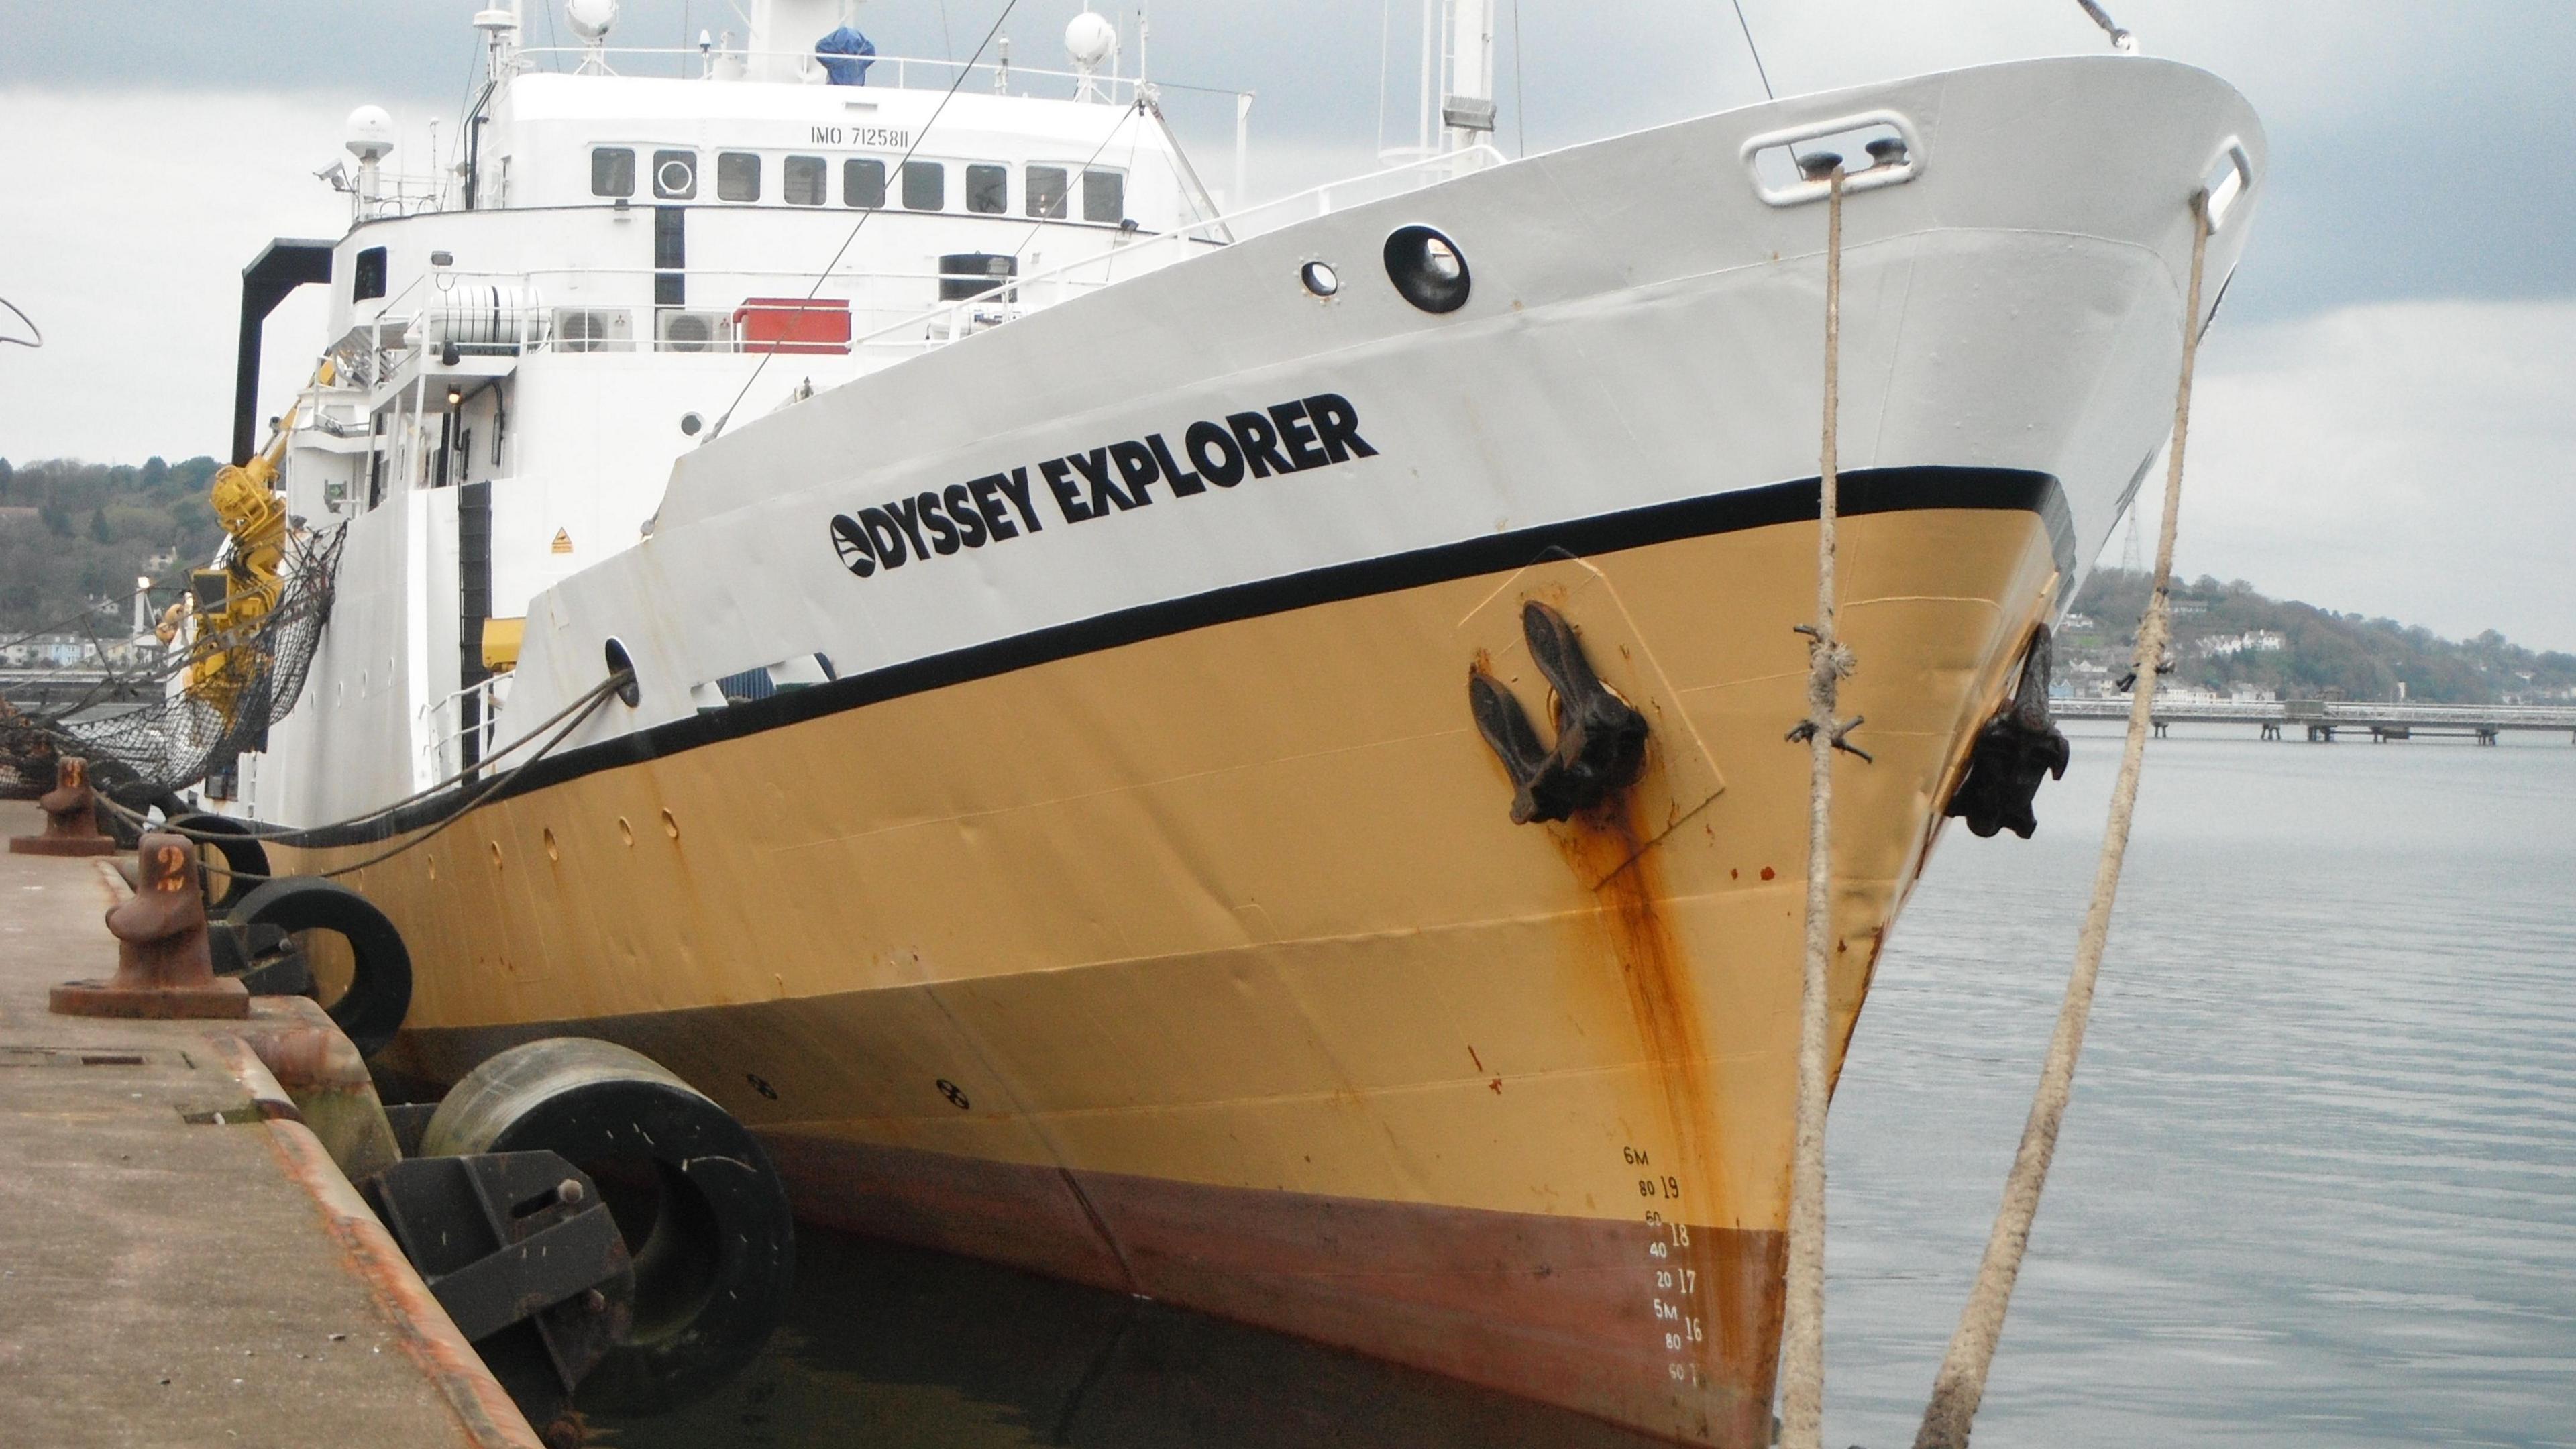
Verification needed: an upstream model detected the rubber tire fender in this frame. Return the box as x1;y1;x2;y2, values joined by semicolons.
171;812;272;915
420;1038;795;1415
224;875;410;1057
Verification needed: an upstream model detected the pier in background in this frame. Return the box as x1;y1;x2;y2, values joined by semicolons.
2053;696;2576;744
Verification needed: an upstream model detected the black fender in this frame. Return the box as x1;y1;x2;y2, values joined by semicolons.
420;1038;795;1415
170;812;272;914
225;875;410;1057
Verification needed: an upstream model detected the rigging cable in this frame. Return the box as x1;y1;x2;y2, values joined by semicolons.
704;0;1024;443
1911;189;2214;1449
998;91;1147;262
0;294;40;348
1729;0;1775;102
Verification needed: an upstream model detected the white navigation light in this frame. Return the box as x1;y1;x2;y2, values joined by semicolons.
566;0;619;41
343;105;396;164
1065;11;1117;68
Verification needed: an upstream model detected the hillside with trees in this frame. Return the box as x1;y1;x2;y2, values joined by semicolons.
0;456;229;638
2065;569;2576;706
6;456;2572;706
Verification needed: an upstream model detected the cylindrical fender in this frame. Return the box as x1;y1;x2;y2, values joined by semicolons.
420;1038;795;1415
225;875;410;1057
171;812;272;914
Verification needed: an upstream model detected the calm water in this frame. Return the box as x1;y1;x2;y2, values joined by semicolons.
596;724;2576;1448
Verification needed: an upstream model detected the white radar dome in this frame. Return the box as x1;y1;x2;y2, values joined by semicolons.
566;0;619;41
1064;11;1118;68
343;105;396;164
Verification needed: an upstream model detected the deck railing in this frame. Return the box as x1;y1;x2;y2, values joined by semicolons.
420;672;513;786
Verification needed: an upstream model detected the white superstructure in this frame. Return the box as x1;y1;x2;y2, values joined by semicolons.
228;1;1509;817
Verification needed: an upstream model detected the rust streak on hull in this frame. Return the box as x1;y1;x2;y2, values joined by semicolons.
1556;797;1778;1439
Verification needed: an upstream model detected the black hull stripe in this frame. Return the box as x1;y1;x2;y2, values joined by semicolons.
291;466;2067;847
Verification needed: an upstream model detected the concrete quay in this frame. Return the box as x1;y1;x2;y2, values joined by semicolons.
0;800;539;1448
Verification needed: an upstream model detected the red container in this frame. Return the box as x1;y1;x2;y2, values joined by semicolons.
732;297;852;354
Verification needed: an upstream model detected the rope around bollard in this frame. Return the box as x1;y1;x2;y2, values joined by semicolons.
1911;189;2214;1449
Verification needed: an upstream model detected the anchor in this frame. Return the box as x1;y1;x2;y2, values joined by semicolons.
1467;600;1650;824
1945;625;2072;839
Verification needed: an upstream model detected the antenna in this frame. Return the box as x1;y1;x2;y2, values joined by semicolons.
472;6;520;78
2120;504;2143;574
2074;0;2139;53
1065;11;1117;102
343;105;396;215
567;0;619;73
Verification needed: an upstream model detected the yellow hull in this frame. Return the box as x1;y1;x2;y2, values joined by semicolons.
290;484;2059;1444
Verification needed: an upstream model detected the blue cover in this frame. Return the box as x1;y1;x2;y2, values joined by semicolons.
816;26;875;85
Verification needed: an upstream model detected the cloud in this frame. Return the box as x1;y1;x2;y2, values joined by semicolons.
0;89;361;466
5;9;2571;650
2133;298;2576;652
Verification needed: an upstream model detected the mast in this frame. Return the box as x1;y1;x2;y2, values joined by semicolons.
1439;0;1496;153
742;0;850;83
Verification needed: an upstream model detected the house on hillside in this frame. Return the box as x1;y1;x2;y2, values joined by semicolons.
2194;629;2285;658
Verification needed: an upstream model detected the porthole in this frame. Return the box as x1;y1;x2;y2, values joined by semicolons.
653;150;698;200
1299;260;1341;298
679;411;703;436
603;638;641;705
1383;225;1469;314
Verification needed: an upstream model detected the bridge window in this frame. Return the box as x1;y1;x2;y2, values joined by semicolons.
1025;166;1067;219
843;158;885;208
716;152;761;203
590;147;635;198
902;160;944;211
1083;168;1125;224
784;155;827;206
652;148;698;199
965;163;1008;215
352;246;387;301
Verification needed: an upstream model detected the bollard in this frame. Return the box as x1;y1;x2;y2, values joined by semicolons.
9;755;118;857
50;832;250;1019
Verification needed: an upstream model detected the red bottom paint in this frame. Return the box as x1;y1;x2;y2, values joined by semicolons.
762;1132;1784;1446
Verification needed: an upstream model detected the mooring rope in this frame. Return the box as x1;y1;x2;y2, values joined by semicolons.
78;671;631;844
1779;156;1856;1449
94;672;626;883
1911;189;2214;1449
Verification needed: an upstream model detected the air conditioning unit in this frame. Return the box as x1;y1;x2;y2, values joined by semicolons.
552;307;633;354
655;309;735;354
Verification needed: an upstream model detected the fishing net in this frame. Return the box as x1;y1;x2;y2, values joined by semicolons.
0;702;56;800
32;525;345;794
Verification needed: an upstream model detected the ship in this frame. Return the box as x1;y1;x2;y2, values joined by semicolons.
121;1;2262;1441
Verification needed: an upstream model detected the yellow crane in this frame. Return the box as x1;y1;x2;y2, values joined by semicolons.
186;360;332;721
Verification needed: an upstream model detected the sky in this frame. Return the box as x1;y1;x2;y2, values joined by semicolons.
1;1;2569;649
